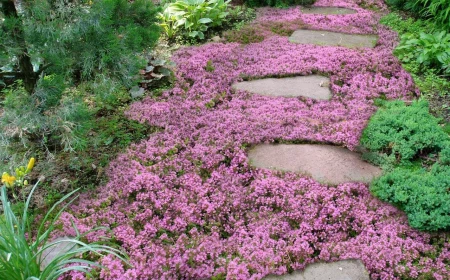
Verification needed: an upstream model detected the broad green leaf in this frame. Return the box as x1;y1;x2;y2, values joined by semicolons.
198;18;213;24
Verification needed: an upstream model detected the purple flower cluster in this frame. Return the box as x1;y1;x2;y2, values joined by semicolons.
59;0;449;279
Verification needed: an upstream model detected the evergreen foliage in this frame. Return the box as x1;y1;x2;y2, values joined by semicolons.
361;100;448;163
362;100;450;231
0;0;160;155
371;164;450;231
1;0;160;89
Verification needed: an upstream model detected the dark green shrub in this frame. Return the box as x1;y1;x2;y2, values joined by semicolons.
371;165;450;231
1;0;160;91
439;145;450;165
362;100;450;231
361;100;448;163
0;0;160;155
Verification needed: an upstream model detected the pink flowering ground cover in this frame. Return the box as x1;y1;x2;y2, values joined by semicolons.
60;0;450;279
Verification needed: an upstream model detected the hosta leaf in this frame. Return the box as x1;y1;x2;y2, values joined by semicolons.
198;18;213;24
175;18;186;27
189;31;198;37
159;67;172;76
185;21;194;29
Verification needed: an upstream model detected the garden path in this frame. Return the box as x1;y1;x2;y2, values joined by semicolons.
59;0;450;279
246;4;380;279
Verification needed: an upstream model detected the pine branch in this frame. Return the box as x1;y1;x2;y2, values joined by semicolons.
0;71;24;78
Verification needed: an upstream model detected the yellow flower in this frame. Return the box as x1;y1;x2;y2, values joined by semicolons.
2;172;16;187
26;158;36;172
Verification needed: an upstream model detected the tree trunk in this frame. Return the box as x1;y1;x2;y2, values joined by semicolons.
1;0;37;93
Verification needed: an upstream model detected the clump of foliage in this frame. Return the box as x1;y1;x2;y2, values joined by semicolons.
380;13;450;120
371;164;450;231
385;0;450;29
395;31;450;75
223;5;256;29
362;100;450;231
244;0;315;8
361;100;448;163
383;12;450;77
0;179;128;279
158;0;230;40
1;80;93;153
139;57;174;91
0;0;160;157
380;12;434;36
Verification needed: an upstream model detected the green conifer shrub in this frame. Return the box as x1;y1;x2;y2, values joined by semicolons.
0;0;160;155
361;100;450;231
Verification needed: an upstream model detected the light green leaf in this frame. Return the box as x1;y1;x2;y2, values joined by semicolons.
198;18;213;24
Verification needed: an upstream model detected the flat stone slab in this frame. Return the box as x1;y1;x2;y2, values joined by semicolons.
232;76;331;100
248;144;382;185
300;6;357;15
289;30;377;48
265;259;370;280
40;237;79;269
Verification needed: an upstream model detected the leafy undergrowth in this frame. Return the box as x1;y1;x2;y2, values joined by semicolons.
380;13;450;121
58;0;450;279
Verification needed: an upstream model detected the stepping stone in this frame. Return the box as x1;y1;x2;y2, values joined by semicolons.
264;259;370;280
232;76;331;100
289;30;377;48
39;237;79;269
300;6;357;15
248;144;381;185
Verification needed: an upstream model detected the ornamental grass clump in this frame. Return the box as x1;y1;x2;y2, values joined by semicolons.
0;178;128;279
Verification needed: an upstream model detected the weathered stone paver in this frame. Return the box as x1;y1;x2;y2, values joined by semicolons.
232;76;331;100
289;30;378;48
248;144;382;185
39;237;78;269
300;6;356;15
264;259;370;280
